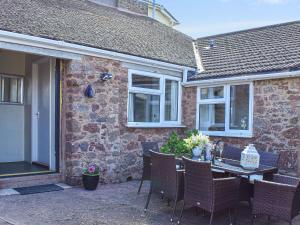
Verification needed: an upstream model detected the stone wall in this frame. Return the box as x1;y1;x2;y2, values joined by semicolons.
182;78;300;176
62;56;186;185
117;0;148;15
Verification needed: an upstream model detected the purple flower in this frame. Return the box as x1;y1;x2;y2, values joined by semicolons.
88;165;96;173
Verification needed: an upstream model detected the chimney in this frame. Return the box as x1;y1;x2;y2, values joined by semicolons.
89;0;149;16
117;0;148;15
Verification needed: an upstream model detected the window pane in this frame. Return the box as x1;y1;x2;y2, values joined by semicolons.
201;86;224;99
230;84;249;130
128;93;160;122
199;104;225;131
1;76;22;103
132;74;160;90
165;80;178;121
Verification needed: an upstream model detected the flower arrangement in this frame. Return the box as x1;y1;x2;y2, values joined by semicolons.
82;162;100;176
184;132;210;151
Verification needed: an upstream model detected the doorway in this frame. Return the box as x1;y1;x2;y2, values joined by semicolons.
32;58;56;171
0;50;59;177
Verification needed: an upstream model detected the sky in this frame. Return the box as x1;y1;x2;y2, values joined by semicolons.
157;0;300;38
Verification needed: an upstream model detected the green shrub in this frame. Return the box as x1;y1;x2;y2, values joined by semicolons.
161;132;191;157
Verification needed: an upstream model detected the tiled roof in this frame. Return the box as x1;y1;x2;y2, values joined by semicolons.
189;21;300;81
0;0;196;67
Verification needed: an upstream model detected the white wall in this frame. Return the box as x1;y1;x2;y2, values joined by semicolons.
0;50;25;75
0;105;24;162
0;50;26;162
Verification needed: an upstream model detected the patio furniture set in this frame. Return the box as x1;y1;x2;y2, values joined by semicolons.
138;142;300;225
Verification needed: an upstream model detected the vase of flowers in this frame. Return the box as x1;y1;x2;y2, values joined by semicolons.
184;132;210;158
82;162;100;190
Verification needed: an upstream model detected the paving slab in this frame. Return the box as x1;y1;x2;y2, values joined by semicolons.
0;181;298;225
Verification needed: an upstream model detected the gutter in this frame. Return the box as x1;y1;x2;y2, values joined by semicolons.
0;30;194;73
182;70;300;87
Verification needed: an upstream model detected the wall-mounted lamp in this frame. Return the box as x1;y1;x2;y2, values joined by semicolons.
85;84;94;98
100;72;113;81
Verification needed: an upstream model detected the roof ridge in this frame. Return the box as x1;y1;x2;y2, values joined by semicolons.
196;20;300;40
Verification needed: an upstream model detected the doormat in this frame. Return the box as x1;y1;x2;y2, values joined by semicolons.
14;184;64;195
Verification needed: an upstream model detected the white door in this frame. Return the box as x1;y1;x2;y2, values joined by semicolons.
32;59;52;167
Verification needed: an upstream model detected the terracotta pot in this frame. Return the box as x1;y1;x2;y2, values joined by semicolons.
82;174;99;190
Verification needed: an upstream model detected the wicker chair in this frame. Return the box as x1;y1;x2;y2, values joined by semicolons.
144;151;184;222
240;151;280;204
137;142;159;194
252;174;300;225
222;144;243;161
258;150;280;180
178;157;240;225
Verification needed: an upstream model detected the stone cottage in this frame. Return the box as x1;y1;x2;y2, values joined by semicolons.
0;0;299;188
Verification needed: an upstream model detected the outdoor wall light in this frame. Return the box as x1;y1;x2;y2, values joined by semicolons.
85;84;94;98
100;72;113;81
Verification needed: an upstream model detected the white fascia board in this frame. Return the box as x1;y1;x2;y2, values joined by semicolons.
182;70;300;87
0;30;194;73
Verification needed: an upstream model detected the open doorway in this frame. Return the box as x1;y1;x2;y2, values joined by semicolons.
0;50;60;177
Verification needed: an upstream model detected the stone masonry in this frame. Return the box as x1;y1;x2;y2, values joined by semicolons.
183;78;300;176
63;56;186;185
63;56;300;185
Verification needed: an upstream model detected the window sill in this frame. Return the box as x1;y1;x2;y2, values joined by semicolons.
201;131;253;138
126;123;186;128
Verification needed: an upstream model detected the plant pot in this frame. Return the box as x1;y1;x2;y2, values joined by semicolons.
82;174;99;190
192;146;202;157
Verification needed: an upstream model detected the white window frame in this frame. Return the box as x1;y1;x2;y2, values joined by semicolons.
196;82;253;138
0;74;24;105
127;69;182;128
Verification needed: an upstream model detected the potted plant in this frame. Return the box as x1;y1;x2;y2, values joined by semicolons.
184;131;210;158
82;162;100;190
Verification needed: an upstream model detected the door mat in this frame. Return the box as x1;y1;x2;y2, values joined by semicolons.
14;184;64;195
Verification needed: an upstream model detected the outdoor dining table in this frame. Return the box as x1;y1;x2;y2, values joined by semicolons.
177;157;278;182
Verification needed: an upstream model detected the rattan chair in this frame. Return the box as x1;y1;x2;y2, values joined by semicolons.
178;157;240;225
240;151;280;204
252;174;300;225
137;142;159;194
259;150;280;180
144;151;184;222
222;144;243;161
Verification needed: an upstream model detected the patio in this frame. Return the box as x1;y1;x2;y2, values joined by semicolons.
0;181;299;225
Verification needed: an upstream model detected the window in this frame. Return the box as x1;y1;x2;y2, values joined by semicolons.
197;83;253;137
0;75;23;104
128;70;181;127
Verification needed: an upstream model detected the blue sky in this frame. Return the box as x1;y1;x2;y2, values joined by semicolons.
157;0;300;38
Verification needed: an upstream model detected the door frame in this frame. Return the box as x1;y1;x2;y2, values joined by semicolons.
31;57;57;171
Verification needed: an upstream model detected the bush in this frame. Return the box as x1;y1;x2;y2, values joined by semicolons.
161;132;191;157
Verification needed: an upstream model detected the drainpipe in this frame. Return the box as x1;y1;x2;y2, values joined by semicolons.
296;101;300;176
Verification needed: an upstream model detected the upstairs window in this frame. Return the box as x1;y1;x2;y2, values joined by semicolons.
0;75;23;104
197;83;253;137
128;70;181;127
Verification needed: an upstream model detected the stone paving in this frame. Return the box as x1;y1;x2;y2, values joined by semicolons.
0;181;299;225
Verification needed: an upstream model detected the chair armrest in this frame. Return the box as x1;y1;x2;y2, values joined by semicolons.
253;180;297;216
213;177;240;211
273;174;300;186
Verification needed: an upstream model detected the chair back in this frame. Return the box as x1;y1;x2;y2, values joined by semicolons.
182;157;213;211
140;142;159;180
222;144;243;161
150;151;177;200
141;142;159;156
292;180;300;218
258;151;279;167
